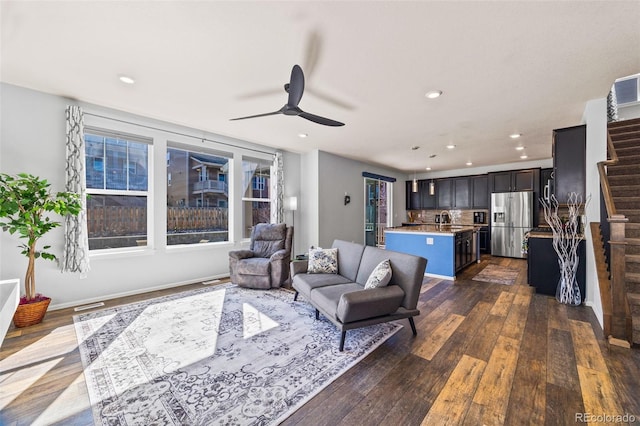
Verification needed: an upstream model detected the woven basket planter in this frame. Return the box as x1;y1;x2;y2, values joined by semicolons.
13;297;51;328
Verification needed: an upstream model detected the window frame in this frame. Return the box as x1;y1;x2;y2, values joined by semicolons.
84;126;153;253
165;142;233;247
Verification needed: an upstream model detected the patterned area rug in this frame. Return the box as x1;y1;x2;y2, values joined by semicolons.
472;264;519;285
74;283;400;425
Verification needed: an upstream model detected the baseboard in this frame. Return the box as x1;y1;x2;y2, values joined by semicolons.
49;274;231;311
424;272;456;280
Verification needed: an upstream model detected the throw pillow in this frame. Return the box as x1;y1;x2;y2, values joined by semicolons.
364;259;392;289
307;248;338;274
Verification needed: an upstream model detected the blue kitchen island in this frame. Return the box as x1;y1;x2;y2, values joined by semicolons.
385;225;477;279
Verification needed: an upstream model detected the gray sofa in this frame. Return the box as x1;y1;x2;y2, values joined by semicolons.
291;240;427;351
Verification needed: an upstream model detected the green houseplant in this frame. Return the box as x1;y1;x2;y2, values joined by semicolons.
0;173;82;327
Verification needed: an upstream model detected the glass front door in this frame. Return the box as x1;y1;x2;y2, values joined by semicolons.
364;178;390;247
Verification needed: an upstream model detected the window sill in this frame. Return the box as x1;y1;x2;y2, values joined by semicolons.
89;247;155;260
165;241;235;253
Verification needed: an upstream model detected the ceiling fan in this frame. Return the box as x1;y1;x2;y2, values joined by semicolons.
231;64;345;127
236;31;354;111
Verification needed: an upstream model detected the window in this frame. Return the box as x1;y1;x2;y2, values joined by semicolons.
84;129;151;250
166;145;230;245
615;74;640;104
242;156;272;238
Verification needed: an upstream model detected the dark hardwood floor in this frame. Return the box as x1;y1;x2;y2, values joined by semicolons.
1;256;639;425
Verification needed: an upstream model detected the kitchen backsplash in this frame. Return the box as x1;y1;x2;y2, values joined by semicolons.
407;209;489;225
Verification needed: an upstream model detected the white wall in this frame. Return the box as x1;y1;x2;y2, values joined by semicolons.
582;98;608;328
618;102;640;121
0;83;302;309
314;150;407;248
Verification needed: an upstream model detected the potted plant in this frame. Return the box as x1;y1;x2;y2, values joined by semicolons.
0;173;82;327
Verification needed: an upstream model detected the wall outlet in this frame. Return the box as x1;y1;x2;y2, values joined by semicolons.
426;237;434;245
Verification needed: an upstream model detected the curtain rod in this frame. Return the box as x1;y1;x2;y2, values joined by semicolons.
83;112;276;157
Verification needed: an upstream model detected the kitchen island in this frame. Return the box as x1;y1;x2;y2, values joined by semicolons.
385;224;478;279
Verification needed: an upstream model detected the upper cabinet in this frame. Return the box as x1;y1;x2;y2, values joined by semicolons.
471;175;488;209
489;168;540;193
553;125;586;204
436;179;454;209
406;180;420;210
406;180;436;209
453;177;471;209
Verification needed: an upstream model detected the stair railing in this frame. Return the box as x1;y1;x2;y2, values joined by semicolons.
597;131;630;344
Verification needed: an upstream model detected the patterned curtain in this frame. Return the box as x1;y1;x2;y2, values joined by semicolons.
62;105;90;274
270;151;284;224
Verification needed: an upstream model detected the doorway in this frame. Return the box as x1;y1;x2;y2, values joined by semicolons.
364;177;392;247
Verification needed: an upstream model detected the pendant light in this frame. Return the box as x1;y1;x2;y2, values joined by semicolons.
412;170;418;192
429;180;435;195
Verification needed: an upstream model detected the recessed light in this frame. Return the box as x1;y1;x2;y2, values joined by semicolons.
466;161;473;166
119;75;135;84
446;144;455;149
520;155;528;159
515;146;525;151
425;90;443;99
298;133;308;138
510;133;522;139
411;145;420;150
425;167;432;171
429;154;437;158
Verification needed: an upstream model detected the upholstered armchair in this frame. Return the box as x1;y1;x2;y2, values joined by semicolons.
229;223;294;289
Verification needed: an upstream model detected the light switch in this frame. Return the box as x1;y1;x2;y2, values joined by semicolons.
426;237;434;245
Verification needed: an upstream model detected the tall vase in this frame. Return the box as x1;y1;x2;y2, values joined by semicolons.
556;257;581;306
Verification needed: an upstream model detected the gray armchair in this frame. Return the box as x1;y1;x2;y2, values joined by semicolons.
229;223;294;289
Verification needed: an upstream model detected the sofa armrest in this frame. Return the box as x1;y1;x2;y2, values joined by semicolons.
229;250;255;260
269;249;288;261
290;260;309;278
336;286;405;324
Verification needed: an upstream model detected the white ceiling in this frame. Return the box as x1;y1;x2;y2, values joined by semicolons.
2;1;639;174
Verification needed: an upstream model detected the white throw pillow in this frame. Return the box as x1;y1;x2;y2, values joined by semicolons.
365;259;392;289
307;248;339;274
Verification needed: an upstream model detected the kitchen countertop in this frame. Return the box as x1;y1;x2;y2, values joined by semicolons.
386;224;477;235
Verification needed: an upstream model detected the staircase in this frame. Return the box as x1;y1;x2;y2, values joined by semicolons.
607;117;640;345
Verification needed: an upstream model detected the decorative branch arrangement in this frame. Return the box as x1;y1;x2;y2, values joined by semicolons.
540;192;588;306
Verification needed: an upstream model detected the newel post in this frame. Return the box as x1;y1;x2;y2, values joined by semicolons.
608;215;631;345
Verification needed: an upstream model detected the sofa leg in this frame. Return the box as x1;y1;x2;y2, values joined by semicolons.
339;331;346;351
294;291;299;301
408;317;417;336
315;309;319;320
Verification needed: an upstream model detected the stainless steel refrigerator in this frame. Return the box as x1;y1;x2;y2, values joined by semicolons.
491;191;533;258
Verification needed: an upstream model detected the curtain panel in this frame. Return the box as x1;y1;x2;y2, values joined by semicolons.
62;105;90;274
271;151;284;224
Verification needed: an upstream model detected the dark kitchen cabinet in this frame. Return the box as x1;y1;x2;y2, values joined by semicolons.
527;235;585;303
436;179;454;209
453;177;471;209
455;231;474;272
489;169;540;193
406;180;420;210
553;125;586;204
437;177;470;209
478;226;490;253
472;175;489;209
419;180;437;209
406;179;436;210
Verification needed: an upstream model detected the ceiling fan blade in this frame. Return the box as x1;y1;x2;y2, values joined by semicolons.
287;65;305;107
230;111;282;121
306;87;355;111
303;30;322;77
299;111;345;127
236;87;283;101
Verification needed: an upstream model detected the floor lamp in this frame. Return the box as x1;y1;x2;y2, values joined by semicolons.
287;196;298;259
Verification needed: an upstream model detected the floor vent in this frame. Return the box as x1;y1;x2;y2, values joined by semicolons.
202;279;221;285
74;302;105;312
